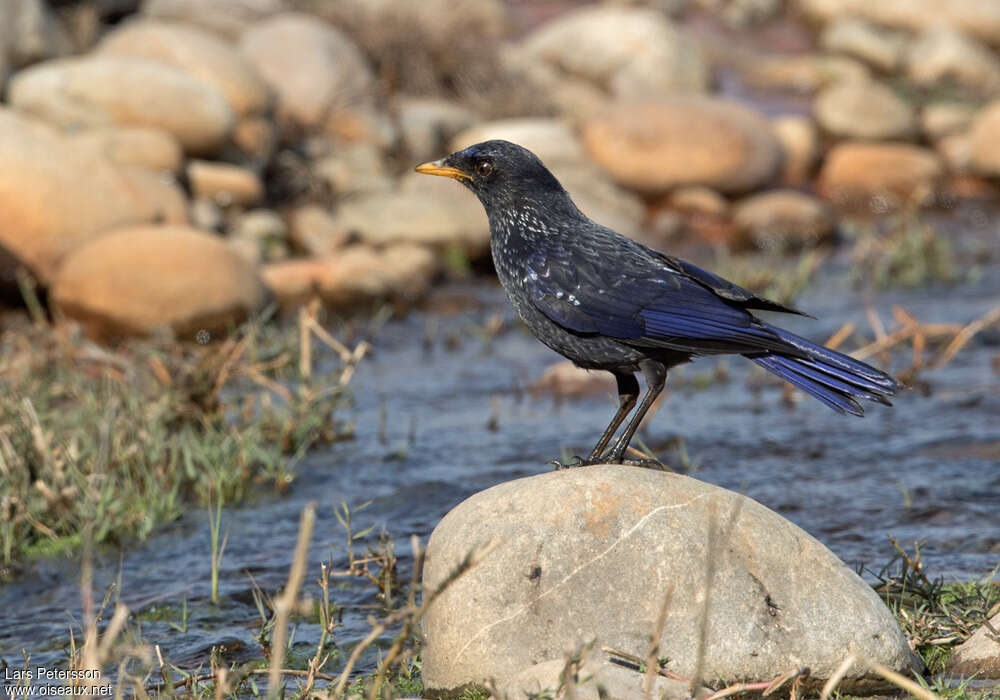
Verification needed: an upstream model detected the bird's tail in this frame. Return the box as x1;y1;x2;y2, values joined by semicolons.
744;325;902;416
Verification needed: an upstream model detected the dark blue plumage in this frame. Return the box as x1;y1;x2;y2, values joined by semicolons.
416;140;902;465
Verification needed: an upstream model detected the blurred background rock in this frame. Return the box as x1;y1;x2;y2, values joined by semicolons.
1;0;999;339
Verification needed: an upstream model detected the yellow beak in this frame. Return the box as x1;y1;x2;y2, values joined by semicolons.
414;159;471;182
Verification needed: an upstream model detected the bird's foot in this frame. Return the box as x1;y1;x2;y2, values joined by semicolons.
547;455;601;470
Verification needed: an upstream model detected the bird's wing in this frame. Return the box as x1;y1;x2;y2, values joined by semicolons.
525;247;799;356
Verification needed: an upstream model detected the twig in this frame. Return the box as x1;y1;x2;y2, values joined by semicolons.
934;304;1000;369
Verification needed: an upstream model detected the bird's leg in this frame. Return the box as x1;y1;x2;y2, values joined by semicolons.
586;372;639;461
604;361;667;466
549;372;639;469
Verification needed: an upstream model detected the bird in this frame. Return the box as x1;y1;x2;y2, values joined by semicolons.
416;140;901;467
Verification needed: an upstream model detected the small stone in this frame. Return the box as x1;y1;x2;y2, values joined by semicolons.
732;190;836;252
772;114;818;184
287;204;350;256
232;115;276;159
51;225;266;339
906;26;1000;95
581;97;782;194
395;95;480;163
66;126;184;173
187;160;263;206
814;79;916;140
530;361;616;399
820;17;908;72
937;131;975;173
230;209;287;261
818;141;943;207
422;465;922;694
742;53;870;93
968;101;1000;175
668;186;729;216
947;611;1000;678
312;143;392;198
142;0;286;39
190;198;224;232
921;102;979;140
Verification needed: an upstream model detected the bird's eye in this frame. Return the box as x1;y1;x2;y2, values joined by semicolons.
476;160;494;177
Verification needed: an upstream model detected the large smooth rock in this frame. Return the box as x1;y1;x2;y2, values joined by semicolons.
423;466;920;694
818;141;943;205
820;17;908;72
906;26;1000;95
141;0;286;39
814;79;916;140
240;13;374;129
513;5;708;111
969;100;1000;175
51;225;266;338
0;109;188;283
795;0;1000;48
7;56;235;154
99;20;271;117
947;612;1000;678
581;97;782;194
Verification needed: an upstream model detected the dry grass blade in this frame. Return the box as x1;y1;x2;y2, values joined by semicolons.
819;656;856;700
268;502;316;699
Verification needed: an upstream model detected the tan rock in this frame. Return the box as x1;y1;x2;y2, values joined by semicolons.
814;79;916;140
100;20;270;117
313;143;393;198
260;257;327;307
396;95;480;162
187;160;263;206
732;190;836;252
450;118;585;169
51;225;266;338
66;126;183;173
921;102;979;140
530;361;616;399
232;115;276;159
937;131;975;173
820;17;908;72
772;114;818;184
581;97;782;194
230;209;287;263
968;101;1000;175
288;204;350;256
7;56;235;154
1;0;72;70
141;0;286;39
742;53;870;93
240;13;374;129
947;611;1000;678
0;109;189;283
818;142;943;206
668;186;729;216
422;466;922;694
906;26;1000;95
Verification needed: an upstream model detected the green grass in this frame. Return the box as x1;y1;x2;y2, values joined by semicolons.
0;309;358;564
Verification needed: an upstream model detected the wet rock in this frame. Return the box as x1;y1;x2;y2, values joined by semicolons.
395;95;480;163
795;0;1000;48
921;102;979;140
51;225;266;339
742;53;870;93
66;126;184;173
947;612;1000;678
332;180;489;258
262;244;438;308
820;17;908;72
906;26;1000;95
732;190;836;252
240;13;375;130
501;648;690;700
581;97;782;194
7;56;235;155
142;0;286;39
422;465;922;694
818;141;943;206
99;20;271;117
530;361;616;399
288;204;350;256
969;101;1000;175
512;5;708;116
814;79;916;140
187;160;263;206
772;114;818;185
0;109;188;283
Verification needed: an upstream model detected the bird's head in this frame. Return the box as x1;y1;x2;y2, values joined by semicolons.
415;140;568;212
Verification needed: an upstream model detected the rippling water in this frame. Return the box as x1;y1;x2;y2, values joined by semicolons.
2;259;999;687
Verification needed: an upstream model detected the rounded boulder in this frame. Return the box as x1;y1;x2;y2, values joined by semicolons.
581;98;782;194
422;465;921;694
51;225;266;338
